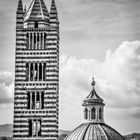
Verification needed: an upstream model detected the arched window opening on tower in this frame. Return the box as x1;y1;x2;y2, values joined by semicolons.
35;63;38;81
32;92;35;109
36;92;40;109
91;107;96;119
35;21;38;28
28;119;41;137
26;33;46;50
41;92;44;109
27;91;44;110
26;62;46;82
26;33;29;50
27;92;30;109
29;119;32;137
30;63;33;81
99;108;102;119
26;63;29;81
43;63;46;81
39;63;42;81
84;108;88;119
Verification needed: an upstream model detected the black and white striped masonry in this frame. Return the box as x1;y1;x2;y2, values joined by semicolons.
13;0;59;139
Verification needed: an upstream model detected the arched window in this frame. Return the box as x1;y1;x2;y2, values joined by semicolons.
84;108;88;119
27;92;30;109
30;62;33;81
99;108;102;119
29;119;41;137
44;34;46;49
38;119;41;136
32;92;35;109
34;62;38;81
37;33;39;49
26;62;47;82
26;33;29;49
43;63;46;81
29;119;32;137
26;63;29;81
91;107;96;119
36;92;40;109
41;92;44;109
35;21;38;28
39;63;42;81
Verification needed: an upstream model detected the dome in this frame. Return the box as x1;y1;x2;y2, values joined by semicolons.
65;122;124;140
64;77;124;140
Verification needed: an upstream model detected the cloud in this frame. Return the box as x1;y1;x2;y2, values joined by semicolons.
59;41;140;133
0;41;139;133
0;71;14;104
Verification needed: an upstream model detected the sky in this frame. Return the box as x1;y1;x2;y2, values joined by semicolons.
0;0;140;135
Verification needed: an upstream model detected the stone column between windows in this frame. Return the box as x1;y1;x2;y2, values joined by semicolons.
40;33;42;49
33;62;35;81
29;62;31;81
35;92;36;110
42;33;44;50
37;62;40;81
29;33;31;50
39;33;41;50
90;108;92;119
101;108;103;120
30;92;32;109
42;62;44;81
36;33;38;50
36;119;38;137
88;110;90;120
32;33;34;50
32;119;34;137
96;109;98;120
90;109;92;119
39;92;42;109
84;108;87;119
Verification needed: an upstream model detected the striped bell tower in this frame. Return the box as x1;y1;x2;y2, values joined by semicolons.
13;0;59;139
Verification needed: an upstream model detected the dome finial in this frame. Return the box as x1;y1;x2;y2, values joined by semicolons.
91;76;95;87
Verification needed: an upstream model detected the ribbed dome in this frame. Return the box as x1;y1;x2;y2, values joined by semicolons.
65;123;124;140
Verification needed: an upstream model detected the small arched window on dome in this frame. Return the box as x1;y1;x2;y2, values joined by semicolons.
84;108;88;119
99;108;102;119
91;107;96;119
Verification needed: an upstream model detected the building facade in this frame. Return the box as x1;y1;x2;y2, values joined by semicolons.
13;0;59;139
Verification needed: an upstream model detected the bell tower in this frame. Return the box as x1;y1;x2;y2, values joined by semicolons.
13;0;59;139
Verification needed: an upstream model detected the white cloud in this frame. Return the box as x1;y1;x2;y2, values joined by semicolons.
59;41;140;134
0;40;140;133
0;71;14;104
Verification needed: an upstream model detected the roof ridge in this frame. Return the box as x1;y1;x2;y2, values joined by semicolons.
98;124;108;140
39;0;44;20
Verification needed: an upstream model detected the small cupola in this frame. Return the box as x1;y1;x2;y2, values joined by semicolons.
82;77;105;123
